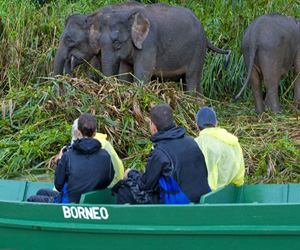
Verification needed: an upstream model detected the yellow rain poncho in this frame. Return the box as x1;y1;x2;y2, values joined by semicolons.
94;133;124;186
195;127;245;191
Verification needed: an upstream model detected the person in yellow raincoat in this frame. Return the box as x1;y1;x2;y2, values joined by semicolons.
194;107;245;191
72;118;124;186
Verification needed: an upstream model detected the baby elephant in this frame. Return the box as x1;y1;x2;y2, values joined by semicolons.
235;13;300;114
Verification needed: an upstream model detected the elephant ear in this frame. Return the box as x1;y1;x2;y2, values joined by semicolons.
87;11;103;54
288;16;300;30
297;19;300;30
130;12;150;50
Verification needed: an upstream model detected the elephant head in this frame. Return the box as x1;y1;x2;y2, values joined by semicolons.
53;14;96;76
53;2;144;77
98;9;149;77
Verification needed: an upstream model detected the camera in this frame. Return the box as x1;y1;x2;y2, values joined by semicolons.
62;143;72;154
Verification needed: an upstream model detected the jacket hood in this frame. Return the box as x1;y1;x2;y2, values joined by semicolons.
151;124;186;143
199;127;239;145
94;133;107;148
72;138;102;154
94;133;107;140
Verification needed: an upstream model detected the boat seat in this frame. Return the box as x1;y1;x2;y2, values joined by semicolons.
79;188;117;204
0;180;27;201
0;180;54;202
200;184;300;204
23;181;54;201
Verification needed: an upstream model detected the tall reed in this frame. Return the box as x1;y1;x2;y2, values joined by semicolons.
0;0;299;182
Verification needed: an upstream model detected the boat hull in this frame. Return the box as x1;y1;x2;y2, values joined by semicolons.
1;200;300;250
1;180;300;249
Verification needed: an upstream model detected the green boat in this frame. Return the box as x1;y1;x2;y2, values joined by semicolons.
1;179;300;250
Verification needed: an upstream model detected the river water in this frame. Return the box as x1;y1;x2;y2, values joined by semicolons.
11;174;54;183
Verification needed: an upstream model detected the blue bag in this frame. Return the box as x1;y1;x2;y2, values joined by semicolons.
159;175;190;204
54;182;70;203
157;148;190;204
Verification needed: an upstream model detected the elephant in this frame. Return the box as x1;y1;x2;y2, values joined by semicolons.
53;1;144;78
97;3;231;94
53;13;95;76
235;13;300;114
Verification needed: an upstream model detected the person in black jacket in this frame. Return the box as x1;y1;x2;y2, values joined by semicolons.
116;104;208;204
27;113;114;203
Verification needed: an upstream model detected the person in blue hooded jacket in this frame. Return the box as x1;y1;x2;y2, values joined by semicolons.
71;118;124;187
116;104;208;204
27;113;114;203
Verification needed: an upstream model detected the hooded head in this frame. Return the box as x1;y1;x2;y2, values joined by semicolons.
71;114;97;143
196;107;217;130
149;104;174;135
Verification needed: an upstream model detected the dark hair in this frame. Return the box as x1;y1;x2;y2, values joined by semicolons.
78;113;97;137
149;104;173;131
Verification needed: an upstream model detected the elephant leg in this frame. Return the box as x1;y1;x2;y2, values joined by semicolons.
293;52;300;109
118;62;133;83
185;58;204;96
133;64;152;85
262;65;281;113
250;67;264;114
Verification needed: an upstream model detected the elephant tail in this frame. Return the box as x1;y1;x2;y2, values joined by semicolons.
206;39;231;69
233;46;256;101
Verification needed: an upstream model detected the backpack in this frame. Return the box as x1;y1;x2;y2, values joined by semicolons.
157;148;190;204
159;175;190;204
54;148;72;204
54;182;70;203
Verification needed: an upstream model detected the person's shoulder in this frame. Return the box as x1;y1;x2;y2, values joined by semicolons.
150;146;171;165
95;149;112;164
183;134;196;140
99;147;111;156
182;134;201;144
196;132;214;139
152;144;168;157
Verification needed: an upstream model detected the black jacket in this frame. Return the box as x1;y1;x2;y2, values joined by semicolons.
55;138;114;203
129;124;208;203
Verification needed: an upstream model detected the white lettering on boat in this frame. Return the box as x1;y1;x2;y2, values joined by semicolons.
62;206;109;220
71;207;78;218
100;207;109;219
85;207;93;219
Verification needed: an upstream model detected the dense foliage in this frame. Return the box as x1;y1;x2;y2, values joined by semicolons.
0;0;299;183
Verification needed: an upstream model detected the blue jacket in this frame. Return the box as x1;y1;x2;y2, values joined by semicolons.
129;124;208;203
55;138;114;203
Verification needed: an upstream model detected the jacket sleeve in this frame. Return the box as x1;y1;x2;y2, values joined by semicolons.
128;148;171;191
108;159;115;186
104;141;124;185
195;135;218;190
54;153;68;192
231;144;245;187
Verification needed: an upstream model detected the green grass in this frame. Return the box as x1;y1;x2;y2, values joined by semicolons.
0;0;299;184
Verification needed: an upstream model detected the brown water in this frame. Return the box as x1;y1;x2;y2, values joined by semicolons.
11;174;54;183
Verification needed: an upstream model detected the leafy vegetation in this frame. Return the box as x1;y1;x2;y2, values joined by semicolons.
0;0;299;184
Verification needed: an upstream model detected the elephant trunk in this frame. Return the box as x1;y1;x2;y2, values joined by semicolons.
53;53;65;76
53;44;67;76
53;42;74;76
101;51;120;77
